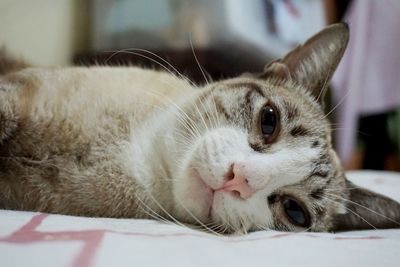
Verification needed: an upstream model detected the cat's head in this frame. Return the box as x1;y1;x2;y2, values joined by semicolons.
169;23;400;233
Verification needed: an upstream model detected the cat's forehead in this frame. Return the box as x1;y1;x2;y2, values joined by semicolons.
214;77;324;115
210;77;330;142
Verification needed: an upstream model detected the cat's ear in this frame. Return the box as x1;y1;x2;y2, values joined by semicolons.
263;23;349;103
332;180;400;231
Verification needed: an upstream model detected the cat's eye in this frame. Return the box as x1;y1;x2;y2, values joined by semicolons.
282;196;311;228
260;104;279;142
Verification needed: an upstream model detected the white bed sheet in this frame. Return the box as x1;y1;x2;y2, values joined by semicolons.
1;171;399;267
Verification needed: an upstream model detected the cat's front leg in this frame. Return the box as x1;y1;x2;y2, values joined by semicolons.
0;70;35;145
0;84;19;210
0;98;18;145
0;50;29;144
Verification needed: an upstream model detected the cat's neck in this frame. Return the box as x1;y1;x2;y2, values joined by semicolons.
120;80;202;217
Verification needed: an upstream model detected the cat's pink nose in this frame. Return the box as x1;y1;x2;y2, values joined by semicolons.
219;164;254;200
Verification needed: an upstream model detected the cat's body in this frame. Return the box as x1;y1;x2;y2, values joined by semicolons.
1;24;399;233
0;66;194;218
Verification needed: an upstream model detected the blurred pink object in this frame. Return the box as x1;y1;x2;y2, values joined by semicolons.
332;0;400;164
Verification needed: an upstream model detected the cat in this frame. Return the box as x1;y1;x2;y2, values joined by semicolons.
0;23;399;234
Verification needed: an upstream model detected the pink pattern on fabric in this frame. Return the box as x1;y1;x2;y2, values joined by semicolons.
0;213;385;267
1;214;104;267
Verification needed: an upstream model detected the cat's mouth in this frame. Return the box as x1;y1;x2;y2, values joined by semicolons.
190;165;247;220
190;168;215;220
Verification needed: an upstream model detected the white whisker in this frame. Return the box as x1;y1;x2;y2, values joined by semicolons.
326;193;400;227
189;32;210;85
325;196;377;230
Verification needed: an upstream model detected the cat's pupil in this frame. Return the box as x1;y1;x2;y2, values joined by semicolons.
261;106;276;136
282;197;310;227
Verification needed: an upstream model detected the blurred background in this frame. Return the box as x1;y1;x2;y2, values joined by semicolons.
0;0;399;171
